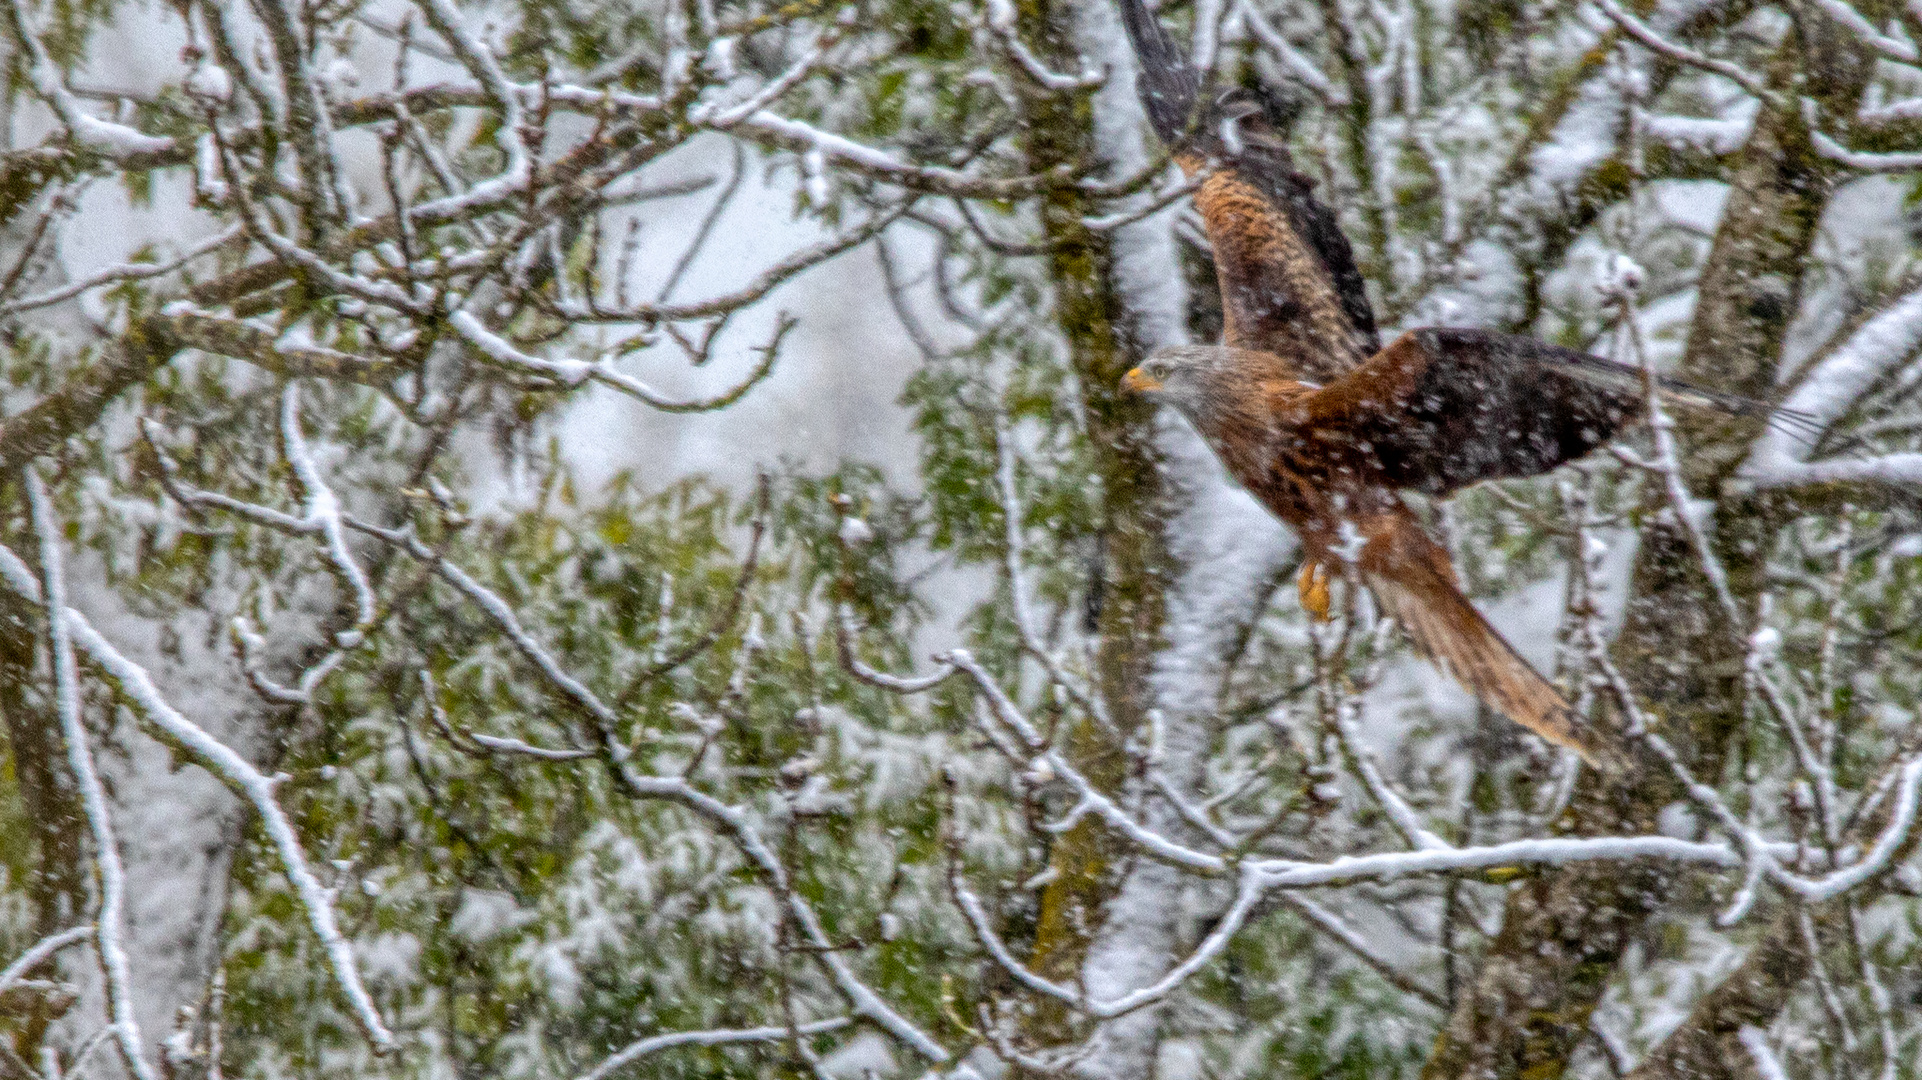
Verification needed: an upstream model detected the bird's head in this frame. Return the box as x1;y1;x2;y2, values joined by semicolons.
1121;345;1261;420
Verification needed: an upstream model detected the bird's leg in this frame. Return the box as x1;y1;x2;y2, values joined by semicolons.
1297;559;1332;621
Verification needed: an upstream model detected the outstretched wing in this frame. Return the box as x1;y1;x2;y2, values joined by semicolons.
1299;327;1773;497
1113;0;1377;380
1354;508;1595;762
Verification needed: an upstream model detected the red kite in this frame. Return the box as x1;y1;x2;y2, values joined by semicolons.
1114;0;1780;758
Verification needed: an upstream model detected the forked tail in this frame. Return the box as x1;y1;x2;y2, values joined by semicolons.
1351;511;1598;764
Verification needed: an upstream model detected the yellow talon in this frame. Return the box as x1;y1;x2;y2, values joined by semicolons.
1298;561;1332;621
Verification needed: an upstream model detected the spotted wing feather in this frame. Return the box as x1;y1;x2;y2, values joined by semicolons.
1301;328;1661;497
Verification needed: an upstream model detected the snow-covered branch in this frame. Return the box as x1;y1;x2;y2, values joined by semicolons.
992;417;1113;730
282;385;377;644
418;671;592;760
835;607;958;692
1325;678;1450;852
1615;289;1741;624
730;110;1075;198
0;925;91;999
983;0;1103;90
1277;892;1445;1008
3;0;174;159
24;470;158;1080
1809;130;1922;173
1237;0;1344;104
1590;0;1774;101
1744;284;1922;490
411;0;533;204
574;1017;852;1080
1809;0;1918;62
0;536;396;1052
0;228;242;314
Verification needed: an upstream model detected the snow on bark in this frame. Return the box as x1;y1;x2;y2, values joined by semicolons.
1528;27;1627;188
0;531;388;1057
1639;102;1758;154
0;547;256;1068
1078;0;1187;356
1743;283;1922;489
1067;2;1293;1075
1737;1026;1789;1080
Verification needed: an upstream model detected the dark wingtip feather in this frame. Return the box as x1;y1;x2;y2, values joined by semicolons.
1114;0;1201;147
1475;334;1820;444
1654;383;1833;449
1760;407;1827;448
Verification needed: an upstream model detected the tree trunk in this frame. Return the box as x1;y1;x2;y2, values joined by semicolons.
1420;13;1883;1080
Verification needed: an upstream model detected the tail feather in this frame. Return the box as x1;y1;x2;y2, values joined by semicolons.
1354;514;1597;764
1113;0;1201;146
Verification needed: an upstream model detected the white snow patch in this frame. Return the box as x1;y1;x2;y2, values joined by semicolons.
1744;283;1922;489
356;932;422;987
449;889;534;944
1154;1038;1207;1080
1656;801;1703;841
186;62;232;104
818;1031;897;1078
1639;98;1758;153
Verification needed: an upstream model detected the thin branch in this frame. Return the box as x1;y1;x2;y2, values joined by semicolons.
1;228;243;316
835;607;957;692
419;671;591;761
1590;0;1774;101
573;1018;853;1080
1276;891;1446;1009
25;470;159;1080
0;926;91;999
0;540;396;1051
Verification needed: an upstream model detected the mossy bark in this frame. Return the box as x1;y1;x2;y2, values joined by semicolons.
1008;0;1173;1045
1420;15;1883;1080
1621;905;1834;1080
0;535;87;1058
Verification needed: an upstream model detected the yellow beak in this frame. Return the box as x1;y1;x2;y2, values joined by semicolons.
1121;367;1162;394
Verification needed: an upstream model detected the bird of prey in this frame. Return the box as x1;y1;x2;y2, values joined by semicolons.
1112;0;1779;759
